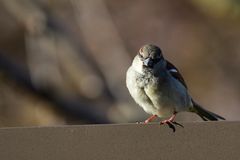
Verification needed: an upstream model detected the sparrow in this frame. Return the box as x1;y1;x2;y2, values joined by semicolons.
126;44;225;128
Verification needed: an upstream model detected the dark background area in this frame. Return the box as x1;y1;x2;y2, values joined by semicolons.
0;0;239;127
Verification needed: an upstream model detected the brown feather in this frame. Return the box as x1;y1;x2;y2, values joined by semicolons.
166;60;188;89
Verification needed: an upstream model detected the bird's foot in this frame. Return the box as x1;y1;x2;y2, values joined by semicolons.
136;121;144;124
160;121;184;132
160;113;176;125
160;113;184;132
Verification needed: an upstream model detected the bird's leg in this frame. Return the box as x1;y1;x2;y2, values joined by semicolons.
144;115;157;124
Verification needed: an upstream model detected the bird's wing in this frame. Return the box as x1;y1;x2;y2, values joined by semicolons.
166;60;188;89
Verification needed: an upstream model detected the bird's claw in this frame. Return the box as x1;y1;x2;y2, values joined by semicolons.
160;120;184;132
172;121;184;128
166;121;176;132
136;121;146;124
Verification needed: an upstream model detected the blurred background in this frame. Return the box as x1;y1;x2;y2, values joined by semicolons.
0;0;239;127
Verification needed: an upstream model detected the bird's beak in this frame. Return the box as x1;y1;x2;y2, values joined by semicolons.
143;58;154;68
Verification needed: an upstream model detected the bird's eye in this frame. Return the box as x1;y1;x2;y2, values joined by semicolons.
138;52;147;60
156;54;163;60
139;48;150;59
153;58;160;64
155;54;162;59
138;53;144;59
152;55;163;63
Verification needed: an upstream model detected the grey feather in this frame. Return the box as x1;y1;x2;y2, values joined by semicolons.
191;101;225;121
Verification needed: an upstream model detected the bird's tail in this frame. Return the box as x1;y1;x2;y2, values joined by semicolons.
191;100;225;121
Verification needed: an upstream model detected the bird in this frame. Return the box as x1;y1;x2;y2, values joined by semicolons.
126;44;225;128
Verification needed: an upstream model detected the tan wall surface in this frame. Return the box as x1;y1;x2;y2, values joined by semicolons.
0;121;239;160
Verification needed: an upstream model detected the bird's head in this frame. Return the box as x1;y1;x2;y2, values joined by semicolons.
138;44;164;69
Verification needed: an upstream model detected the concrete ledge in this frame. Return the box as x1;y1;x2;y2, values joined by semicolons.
0;121;239;160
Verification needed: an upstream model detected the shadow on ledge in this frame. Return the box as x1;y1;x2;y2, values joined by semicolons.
0;121;239;160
